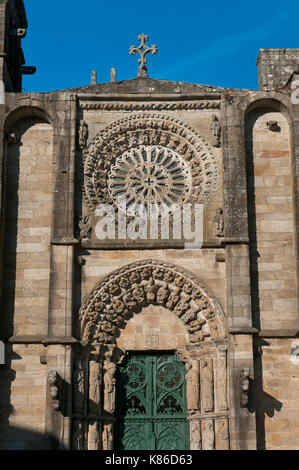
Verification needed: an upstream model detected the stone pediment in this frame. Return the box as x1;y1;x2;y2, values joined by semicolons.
58;78;225;95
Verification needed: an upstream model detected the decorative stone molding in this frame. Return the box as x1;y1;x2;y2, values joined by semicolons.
202;419;215;450
108;145;192;207
79;101;221;111
190;420;202;450
210;115;221;147
144;328;159;349
213;208;224;238
79;259;226;347
186;360;200;414
240;366;250;408
78;120;89;149
82;113;219;212
48;370;61;411
78;215;92;245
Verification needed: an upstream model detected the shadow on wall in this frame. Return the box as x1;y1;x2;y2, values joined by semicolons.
0;424;66;450
245;107;284;449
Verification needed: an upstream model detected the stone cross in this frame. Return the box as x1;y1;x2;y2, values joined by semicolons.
129;34;158;78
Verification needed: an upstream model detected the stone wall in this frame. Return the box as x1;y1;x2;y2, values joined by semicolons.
2;119;53;338
245;109;297;332
258;338;299;450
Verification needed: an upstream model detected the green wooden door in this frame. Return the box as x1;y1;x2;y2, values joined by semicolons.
115;352;189;450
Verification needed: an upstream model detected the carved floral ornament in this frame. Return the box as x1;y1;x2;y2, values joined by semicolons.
79;260;226;346
82;113;219;212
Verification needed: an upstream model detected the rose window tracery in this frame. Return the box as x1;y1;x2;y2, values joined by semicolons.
108;145;192;207
83;114;219;212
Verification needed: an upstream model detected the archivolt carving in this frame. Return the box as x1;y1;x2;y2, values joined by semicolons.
82;113;219;211
79;259;226;346
80;101;221;111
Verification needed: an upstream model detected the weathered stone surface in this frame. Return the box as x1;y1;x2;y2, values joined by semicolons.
0;3;299;452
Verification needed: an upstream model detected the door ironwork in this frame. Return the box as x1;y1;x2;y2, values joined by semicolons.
115;352;189;450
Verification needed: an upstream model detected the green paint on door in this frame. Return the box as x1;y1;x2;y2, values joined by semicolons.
115;352;189;450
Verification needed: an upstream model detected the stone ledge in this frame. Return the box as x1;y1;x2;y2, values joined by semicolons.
50;238;78;246
228;327;260;335
222;237;250;246
9;335;44;344
41;337;79;345
8;336;79;345
258;329;299;338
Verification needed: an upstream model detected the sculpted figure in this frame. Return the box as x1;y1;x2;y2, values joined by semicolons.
88;421;100;450
190;421;201;450
132;283;146;304
145;277;158;303
122;290;138;311
186;361;200;414
202;420;215;450
175;296;191;318
72;420;85;450
79;120;88;149
156;283;170;305
210;115;221;148
201;359;214;412
216;419;229;450
166;288;181;310
213;208;224;238
104;361;117;414
89;360;102;414
102;422;113;450
79;215;92;243
217;350;228;411
73;359;85;414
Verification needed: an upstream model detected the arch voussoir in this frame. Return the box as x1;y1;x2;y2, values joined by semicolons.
79;260;226;346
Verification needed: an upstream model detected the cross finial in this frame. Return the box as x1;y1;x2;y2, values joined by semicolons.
129;34;158;78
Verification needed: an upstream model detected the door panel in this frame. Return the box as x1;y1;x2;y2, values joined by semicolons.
115;353;189;450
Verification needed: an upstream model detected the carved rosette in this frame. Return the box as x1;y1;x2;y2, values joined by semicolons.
82;113;219;212
79;260;226;346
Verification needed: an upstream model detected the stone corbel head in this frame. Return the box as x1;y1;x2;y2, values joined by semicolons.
240;366;250;408
48;370;61;411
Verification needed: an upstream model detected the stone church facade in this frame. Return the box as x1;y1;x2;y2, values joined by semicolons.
0;0;299;450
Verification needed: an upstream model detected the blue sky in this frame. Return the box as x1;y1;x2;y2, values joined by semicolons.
22;0;298;93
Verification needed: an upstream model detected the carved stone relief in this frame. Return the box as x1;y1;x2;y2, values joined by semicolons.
89;360;102;414
190;420;202;450
79;101;221;111
102;422;114;450
240;366;250;408
213;208;224;238
202;419;215;450
72;420;86;450
144;328;159;349
73;358;85;414
215;418;230;450
48;370;60;411
87;421;101;450
79;260;226;347
82;113;219;213
216;348;228;412
103;360;116;415
186;361;200;414
210;115;221;147
78;120;89;150
201;359;214;413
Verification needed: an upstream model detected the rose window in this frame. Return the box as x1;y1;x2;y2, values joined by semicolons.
107;145;192;208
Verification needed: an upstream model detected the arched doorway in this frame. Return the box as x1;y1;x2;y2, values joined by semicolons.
115;351;189;450
72;259;229;450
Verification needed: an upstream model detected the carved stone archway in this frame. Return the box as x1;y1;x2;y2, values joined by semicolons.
72;260;229;450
